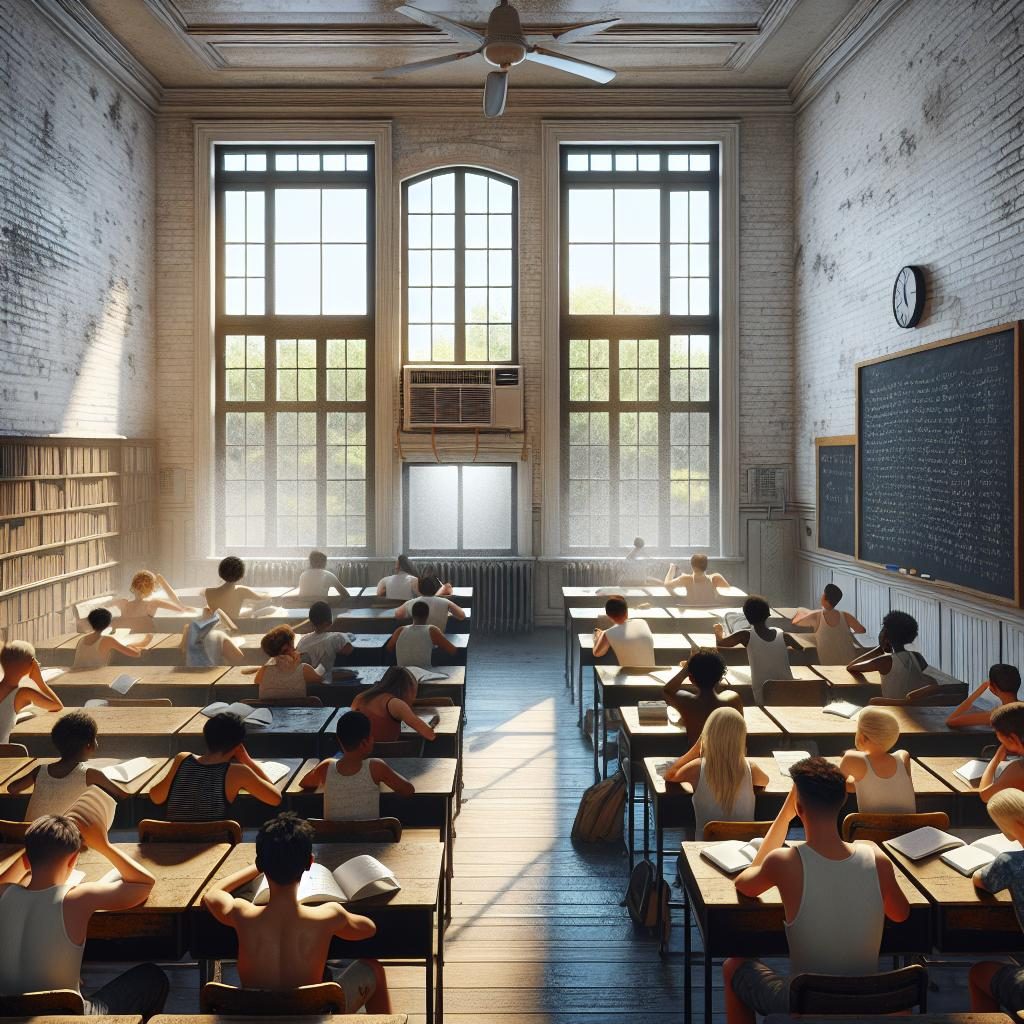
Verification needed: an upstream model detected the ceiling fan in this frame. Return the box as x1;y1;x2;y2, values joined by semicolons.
378;1;619;117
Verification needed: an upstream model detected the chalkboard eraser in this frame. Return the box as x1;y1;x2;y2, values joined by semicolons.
898;568;909;575
920;573;934;580
884;564;899;572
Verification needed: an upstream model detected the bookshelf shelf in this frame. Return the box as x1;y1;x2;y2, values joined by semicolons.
0;502;120;523
0;531;120;562
0;561;120;599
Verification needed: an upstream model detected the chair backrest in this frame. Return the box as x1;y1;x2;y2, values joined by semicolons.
100;697;173;707
0;989;86;1015
0;819;32;843
138;818;242;845
841;810;950;844
789;964;927;1014
413;696;455;707
246;697;324;707
308;817;403;843
0;742;29;757
201;981;346;1015
762;677;829;707
702;820;774;842
374;738;426;758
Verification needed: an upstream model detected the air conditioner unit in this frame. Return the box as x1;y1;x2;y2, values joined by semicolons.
402;364;524;431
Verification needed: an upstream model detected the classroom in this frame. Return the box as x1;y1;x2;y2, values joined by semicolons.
1;0;1024;1021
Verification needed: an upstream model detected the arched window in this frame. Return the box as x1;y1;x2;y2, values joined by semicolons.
403;167;517;364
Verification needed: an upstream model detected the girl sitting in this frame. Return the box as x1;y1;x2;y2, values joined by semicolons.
254;625;322;701
113;569;189;631
839;706;916;813
351;666;437;744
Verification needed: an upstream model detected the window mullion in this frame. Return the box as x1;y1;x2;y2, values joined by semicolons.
455;171;466;364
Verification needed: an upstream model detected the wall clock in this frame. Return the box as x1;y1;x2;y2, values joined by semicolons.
893;265;925;328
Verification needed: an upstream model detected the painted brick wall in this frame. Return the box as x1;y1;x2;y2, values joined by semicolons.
0;0;156;438
794;0;1024;504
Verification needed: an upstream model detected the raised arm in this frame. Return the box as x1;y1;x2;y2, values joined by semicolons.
736;788;798;895
843;612;867;634
788;608;818;627
946;682;994;728
147;751;189;805
712;623;749;649
203;863;262;924
847;646;891;675
23;661;64;711
155;573;183;605
980;752;1024;803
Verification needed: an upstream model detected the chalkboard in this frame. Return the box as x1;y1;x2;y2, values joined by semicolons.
816;436;856;557
857;323;1022;604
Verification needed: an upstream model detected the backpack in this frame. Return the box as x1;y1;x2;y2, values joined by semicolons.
570;769;627;843
624;858;671;940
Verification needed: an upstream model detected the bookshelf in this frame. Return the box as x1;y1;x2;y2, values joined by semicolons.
0;438;158;643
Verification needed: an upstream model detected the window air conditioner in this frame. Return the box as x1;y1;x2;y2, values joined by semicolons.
402;365;524;431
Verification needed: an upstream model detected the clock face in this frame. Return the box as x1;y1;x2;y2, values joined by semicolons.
893;265;925;328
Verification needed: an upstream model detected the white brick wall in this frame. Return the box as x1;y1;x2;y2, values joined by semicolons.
0;0;156;438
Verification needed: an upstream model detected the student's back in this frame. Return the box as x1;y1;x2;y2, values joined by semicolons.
395;622;433;668
676;687;742;747
745;627;792;703
603;618;655;667
379;572;417;601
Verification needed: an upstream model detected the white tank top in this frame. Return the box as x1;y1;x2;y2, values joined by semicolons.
73;635;108;669
0;689;19;744
692;760;755;837
785;843;884;976
882;651;927;699
603;619;656;668
813;613;858;665
854;753;916;814
380;574;417;600
401;595;450;630
396;624;434;669
0;884;84;994
746;628;793;705
258;658;306;701
684;575;718;604
26;763;91;821
323;759;381;821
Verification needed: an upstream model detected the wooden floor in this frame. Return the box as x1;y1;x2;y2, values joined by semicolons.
86;629;985;1021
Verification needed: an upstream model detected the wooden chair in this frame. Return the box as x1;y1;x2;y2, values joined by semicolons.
246;696;324;707
138;818;242;845
0;989;86;1015
308;817;403;842
841;810;950;844
788;964;927;1013
702;821;774;842
0;819;31;842
95;697;173;707
762;677;829;707
200;981;348;1015
374;738;426;758
0;742;29;757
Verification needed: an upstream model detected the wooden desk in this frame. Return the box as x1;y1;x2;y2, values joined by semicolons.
330;607;471;635
0;754;167;798
174;707;338;759
687;632;816;667
277;584;368;607
358;585;473;609
12;707;199;758
191;840;444;1024
678;839;930;1024
48;665;230;707
174;585;295;608
151;1016;408;1024
35;631;176;668
810;663;883;702
149;606;310;634
0;1017;142;1024
916;756;999;826
723;664;822;706
346;632;469;668
884;827;1022;953
764;705;993;757
764;1016;1013;1024
0;756;33;787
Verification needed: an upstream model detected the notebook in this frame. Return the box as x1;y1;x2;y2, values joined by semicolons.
40;667;65;683
109;673;140;695
649;668;682;685
885;825;964;861
65;786;117;833
252;855;400;905
406;666;448;683
772;750;813;777
99;756;153;784
822;701;862;719
201;702;273;727
401;710;441;732
953;758;1018;784
13;707;37;725
938;834;1023;876
257;760;291;784
700;837;766;874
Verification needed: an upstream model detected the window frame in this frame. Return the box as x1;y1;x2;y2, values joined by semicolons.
402;166;519;365
213;143;376;555
559;144;722;557
401;461;519;556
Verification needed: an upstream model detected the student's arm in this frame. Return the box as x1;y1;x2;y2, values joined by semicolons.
73;819;156;911
108;635;153;658
375;578;387;596
660;667;690;700
84;768;131;801
446;600;466;621
394;601;411;621
371;759;415;797
385;627;403;652
328;903;377;941
839;750;868;783
238;586;269;604
5;765;40;795
221;636;247;666
710;572;730;588
147;751;190;805
299;758;331;790
663;737;703;780
391;697;436;740
301;662;323;683
871;846;911;922
203;863;262;924
22;661;64;712
712;624;749;649
980;750;1024;803
974;851;1014;894
152;599;188;614
226;764;282;807
430;626;457;655
843;612;867;634
437;582;454;597
253;665;266;684
789;609;819;627
737;787;798;890
155;573;182;605
326;572;344;595
946;682;991;728
781;631;802;652
592;628;611;658
215;608;239;633
847;649;892;675
749;761;770;789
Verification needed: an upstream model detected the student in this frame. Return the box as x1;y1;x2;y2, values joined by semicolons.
254;625;323;701
299;710;414;820
387;600;457;669
839;707;915;814
947;663;1022;729
148;711;282;821
297;551;345;599
73;608;153;669
978;702;1024;803
723;757;910;1023
661;649;743;747
205;555;270;622
846;610;938;704
0;640;63;744
0;815;168;1018
968;788;1024;1013
664;707;769;836
202;812;390;1012
351;667;437;744
790;583;866;665
375;555;453;600
663;553;729;603
714;596;800;706
296;601;354;669
112;569;189;630
182;609;246;668
394;575;465;631
9;711;130;820
592;596;656;668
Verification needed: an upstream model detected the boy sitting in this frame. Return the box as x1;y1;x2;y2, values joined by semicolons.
790;583;866;665
394;575;465;631
663;553;729;603
979;702;1024;803
661;648;742;746
948;663;1021;729
592;596;655;668
202;812;391;1012
205;556;270;622
298;551;345;599
297;601;354;670
714;596;800;706
847;610;938;704
0;640;63;744
0;815;167;1018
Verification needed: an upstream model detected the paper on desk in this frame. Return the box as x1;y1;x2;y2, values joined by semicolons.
40;667;65;683
773;750;813;777
258;760;291;784
649;668;680;684
109;673;139;695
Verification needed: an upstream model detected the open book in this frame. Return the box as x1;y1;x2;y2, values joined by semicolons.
406;666;448;683
700;837;766;874
822;700;862;719
649;668;682;685
13;707;37;725
65;786;117;833
257;760;291;784
40;667;65;683
954;758;1019;784
773;750;812;777
723;610;750;634
110;673;139;695
99;756;153;784
201;702;273;727
253;854;400;905
939;834;1023;876
885;825;966;861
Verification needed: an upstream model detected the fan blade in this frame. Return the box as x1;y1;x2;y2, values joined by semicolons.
528;18;620;46
483;69;509;118
375;49;480;78
395;4;485;47
526;46;616;84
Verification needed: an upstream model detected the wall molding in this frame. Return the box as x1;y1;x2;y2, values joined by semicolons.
28;0;163;112
539;118;742;559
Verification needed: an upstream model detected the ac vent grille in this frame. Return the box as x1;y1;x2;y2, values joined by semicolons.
409;386;493;426
409;368;492;386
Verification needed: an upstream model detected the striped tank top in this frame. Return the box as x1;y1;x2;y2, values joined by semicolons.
166;756;231;821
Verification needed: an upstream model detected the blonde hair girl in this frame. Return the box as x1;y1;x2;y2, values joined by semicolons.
113;568;188;628
839;706;915;814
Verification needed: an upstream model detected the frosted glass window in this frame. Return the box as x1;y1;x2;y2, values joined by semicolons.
408;465;459;550
463;466;513;549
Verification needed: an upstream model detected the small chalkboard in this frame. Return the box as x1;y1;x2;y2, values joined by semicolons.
816;436;856;557
857;322;1022;605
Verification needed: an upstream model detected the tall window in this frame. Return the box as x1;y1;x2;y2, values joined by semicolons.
561;146;720;554
403;167;517;363
215;146;374;553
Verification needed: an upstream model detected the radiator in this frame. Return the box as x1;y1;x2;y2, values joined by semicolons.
242;559;371;589
560;559;667;587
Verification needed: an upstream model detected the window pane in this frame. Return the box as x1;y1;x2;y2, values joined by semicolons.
463;466;512;549
615;190;660;243
275;189;320;243
615;245;660;314
569;245;613;314
323;245;367;315
275;244;320;314
408;465;459;550
323;189;366;243
569;190;612;243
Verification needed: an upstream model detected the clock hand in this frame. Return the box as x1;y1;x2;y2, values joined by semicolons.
902;275;908;306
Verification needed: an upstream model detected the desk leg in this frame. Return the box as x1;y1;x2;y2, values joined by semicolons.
624;745;635;869
683;897;692;1024
577;656;584;727
564;608;571;689
426;918;435;1024
444;799;453;925
642;776;650;861
592;672;600;784
436;888;445;1024
704;949;712;1024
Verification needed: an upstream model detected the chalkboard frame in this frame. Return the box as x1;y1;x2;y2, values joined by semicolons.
815;435;856;558
855;321;1023;607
